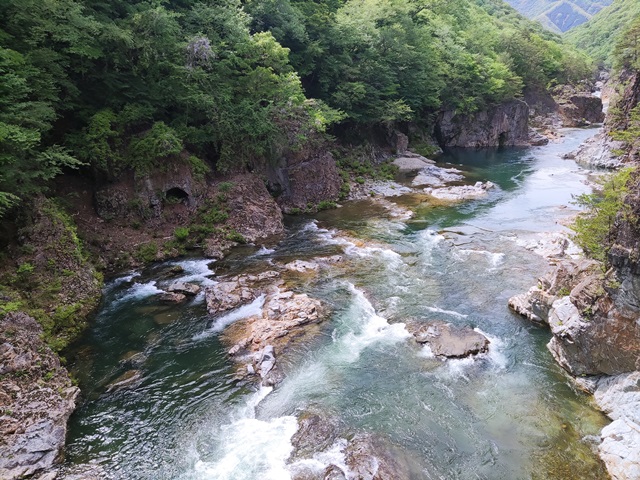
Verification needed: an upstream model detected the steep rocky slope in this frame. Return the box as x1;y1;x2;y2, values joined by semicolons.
504;0;612;32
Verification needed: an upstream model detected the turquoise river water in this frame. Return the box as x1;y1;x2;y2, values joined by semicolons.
64;128;611;479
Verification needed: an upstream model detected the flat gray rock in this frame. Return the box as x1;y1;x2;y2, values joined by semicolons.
393;154;435;172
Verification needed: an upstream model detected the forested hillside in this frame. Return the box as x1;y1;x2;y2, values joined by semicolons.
565;0;640;66
0;0;591;219
504;0;612;33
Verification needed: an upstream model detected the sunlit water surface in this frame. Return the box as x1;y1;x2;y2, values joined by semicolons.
65;128;610;479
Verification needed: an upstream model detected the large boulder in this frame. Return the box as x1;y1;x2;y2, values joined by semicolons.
435;100;530;148
407;321;489;358
0;313;79;479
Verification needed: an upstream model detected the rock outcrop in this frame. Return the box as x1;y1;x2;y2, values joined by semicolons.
289;410;414;480
0;313;79;479
564;132;625;169
576;373;640;480
423;181;496;202
204;270;325;385
265;137;342;213
435;100;530;148
554;86;605;127
509;259;640;375
407;321;490;358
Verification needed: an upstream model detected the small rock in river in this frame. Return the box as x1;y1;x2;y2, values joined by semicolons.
407;321;489;358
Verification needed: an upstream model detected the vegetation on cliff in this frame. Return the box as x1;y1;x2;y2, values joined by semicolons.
565;0;640;67
0;0;592;220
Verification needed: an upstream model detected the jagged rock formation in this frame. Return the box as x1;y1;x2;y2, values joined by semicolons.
509;259;640;375
0;313;79;479
263;132;342;213
435;100;530;148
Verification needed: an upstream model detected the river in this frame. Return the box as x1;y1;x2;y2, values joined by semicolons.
64;128;610;479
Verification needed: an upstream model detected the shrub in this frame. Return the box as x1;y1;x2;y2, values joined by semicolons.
134;242;158;263
174;227;190;242
572;167;634;264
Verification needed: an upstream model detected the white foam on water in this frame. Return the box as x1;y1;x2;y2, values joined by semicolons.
455;249;505;269
252;246;276;256
288;438;349;478
191;387;298;480
113;281;164;305
334;284;411;363
193;295;265;340
417;344;435;358
172;259;217;286
475;328;508;370
424;306;468;319
417;230;445;265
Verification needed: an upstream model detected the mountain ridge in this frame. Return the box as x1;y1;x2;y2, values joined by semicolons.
504;0;612;32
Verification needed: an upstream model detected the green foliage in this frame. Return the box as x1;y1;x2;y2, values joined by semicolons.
566;0;640;67
226;230;246;243
134;242;158;263
0;0;594;212
174;227;190;242
571;167;634;263
610;104;640;152
317;200;338;210
218;182;235;193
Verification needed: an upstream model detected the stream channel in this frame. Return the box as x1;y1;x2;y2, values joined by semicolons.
64;128;611;479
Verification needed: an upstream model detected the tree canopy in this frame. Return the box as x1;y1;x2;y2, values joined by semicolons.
0;0;593;217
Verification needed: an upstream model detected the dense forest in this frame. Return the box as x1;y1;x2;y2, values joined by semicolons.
0;0;592;220
565;0;640;66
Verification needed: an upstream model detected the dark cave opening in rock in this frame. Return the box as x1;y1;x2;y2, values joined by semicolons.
165;187;189;205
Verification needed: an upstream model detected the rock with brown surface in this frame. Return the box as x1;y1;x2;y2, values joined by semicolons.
167;281;201;296
0;313;79;480
224;287;324;358
408;321;489;358
204;271;280;315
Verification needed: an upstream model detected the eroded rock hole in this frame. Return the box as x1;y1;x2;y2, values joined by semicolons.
165;187;189;205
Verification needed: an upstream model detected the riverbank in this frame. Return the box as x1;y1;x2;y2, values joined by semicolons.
52;126;616;479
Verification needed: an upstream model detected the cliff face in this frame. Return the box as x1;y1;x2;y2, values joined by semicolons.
0;313;80;479
435;100;530;148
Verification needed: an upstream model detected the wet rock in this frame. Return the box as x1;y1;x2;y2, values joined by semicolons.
205;271;280;315
167;281;200;296
224;287;324;356
290;411;342;460
392;153;435;172
587;373;640;480
528;128;550;146
323;465;347;480
408;321;489;358
285;260;320;273
255;345;283;387
344;434;411;480
158;292;187;303
155;264;185;280
565;132;624;169
508;287;557;324
411;165;464;187
435;100;530;148
105;370;143;393
0;313;79;479
118;351;147;368
423;181;495;202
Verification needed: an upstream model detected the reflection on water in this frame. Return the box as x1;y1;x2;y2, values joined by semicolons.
65;128;609;479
